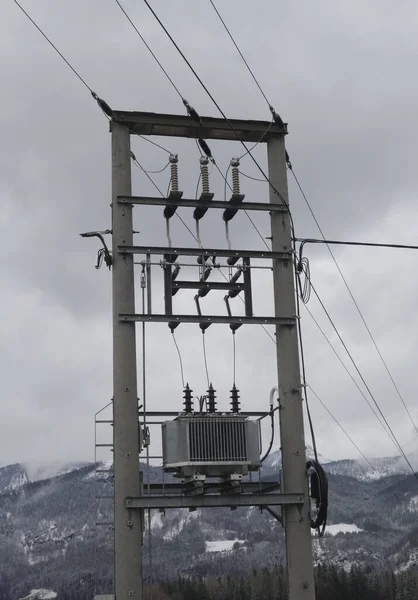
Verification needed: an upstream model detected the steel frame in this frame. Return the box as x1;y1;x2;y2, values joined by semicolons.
117;195;287;213
125;493;303;510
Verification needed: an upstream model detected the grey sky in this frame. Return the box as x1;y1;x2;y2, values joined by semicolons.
1;0;418;468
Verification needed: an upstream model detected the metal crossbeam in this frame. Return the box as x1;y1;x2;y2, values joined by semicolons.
118;245;291;260
172;281;244;291
117;195;287;213
112;111;285;141
138;411;270;417
125;492;303;509
120;314;295;326
140;482;281;494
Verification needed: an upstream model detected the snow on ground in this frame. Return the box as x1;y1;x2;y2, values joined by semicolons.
325;524;363;535
19;590;57;600
205;539;246;553
408;495;418;511
163;510;199;540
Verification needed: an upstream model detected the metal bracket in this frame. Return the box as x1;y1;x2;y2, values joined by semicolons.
125;492;303;510
117;195;287;213
119;314;296;326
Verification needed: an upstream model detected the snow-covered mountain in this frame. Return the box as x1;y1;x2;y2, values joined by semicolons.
1;451;418;598
263;447;416;482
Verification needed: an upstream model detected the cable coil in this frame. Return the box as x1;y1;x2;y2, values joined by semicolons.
307;459;328;536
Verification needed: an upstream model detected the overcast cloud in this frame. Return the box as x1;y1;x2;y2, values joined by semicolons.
1;0;418;468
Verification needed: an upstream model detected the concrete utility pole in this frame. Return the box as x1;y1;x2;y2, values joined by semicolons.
268;136;316;600
111;122;143;600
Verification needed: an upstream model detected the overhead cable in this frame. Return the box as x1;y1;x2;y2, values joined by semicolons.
310;281;418;481
12;0;113;117
308;385;387;482
114;0;183;100
207;0;285;129
297;237;418;254
301;301;399;449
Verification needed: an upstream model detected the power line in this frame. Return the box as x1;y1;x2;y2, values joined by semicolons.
11;0;120;120
113;0;183;100
12;0;92;93
301;299;398;449
307;385;387;482
309;280;418;481
291;169;418;439
297;237;418;253
208;0;271;109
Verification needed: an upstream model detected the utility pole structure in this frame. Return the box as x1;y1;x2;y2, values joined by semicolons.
268;137;316;599
112;122;143;600
103;111;315;600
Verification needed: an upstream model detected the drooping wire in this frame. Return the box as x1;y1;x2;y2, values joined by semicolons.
294;255;318;463
139;135;172;155
142;162;170;175
171;331;185;388
239;171;267;183
232;331;236;386
113;0;184;100
238;120;275;161
195;173;202;200
131;153;165;196
291;167;418;440
202;332;210;388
